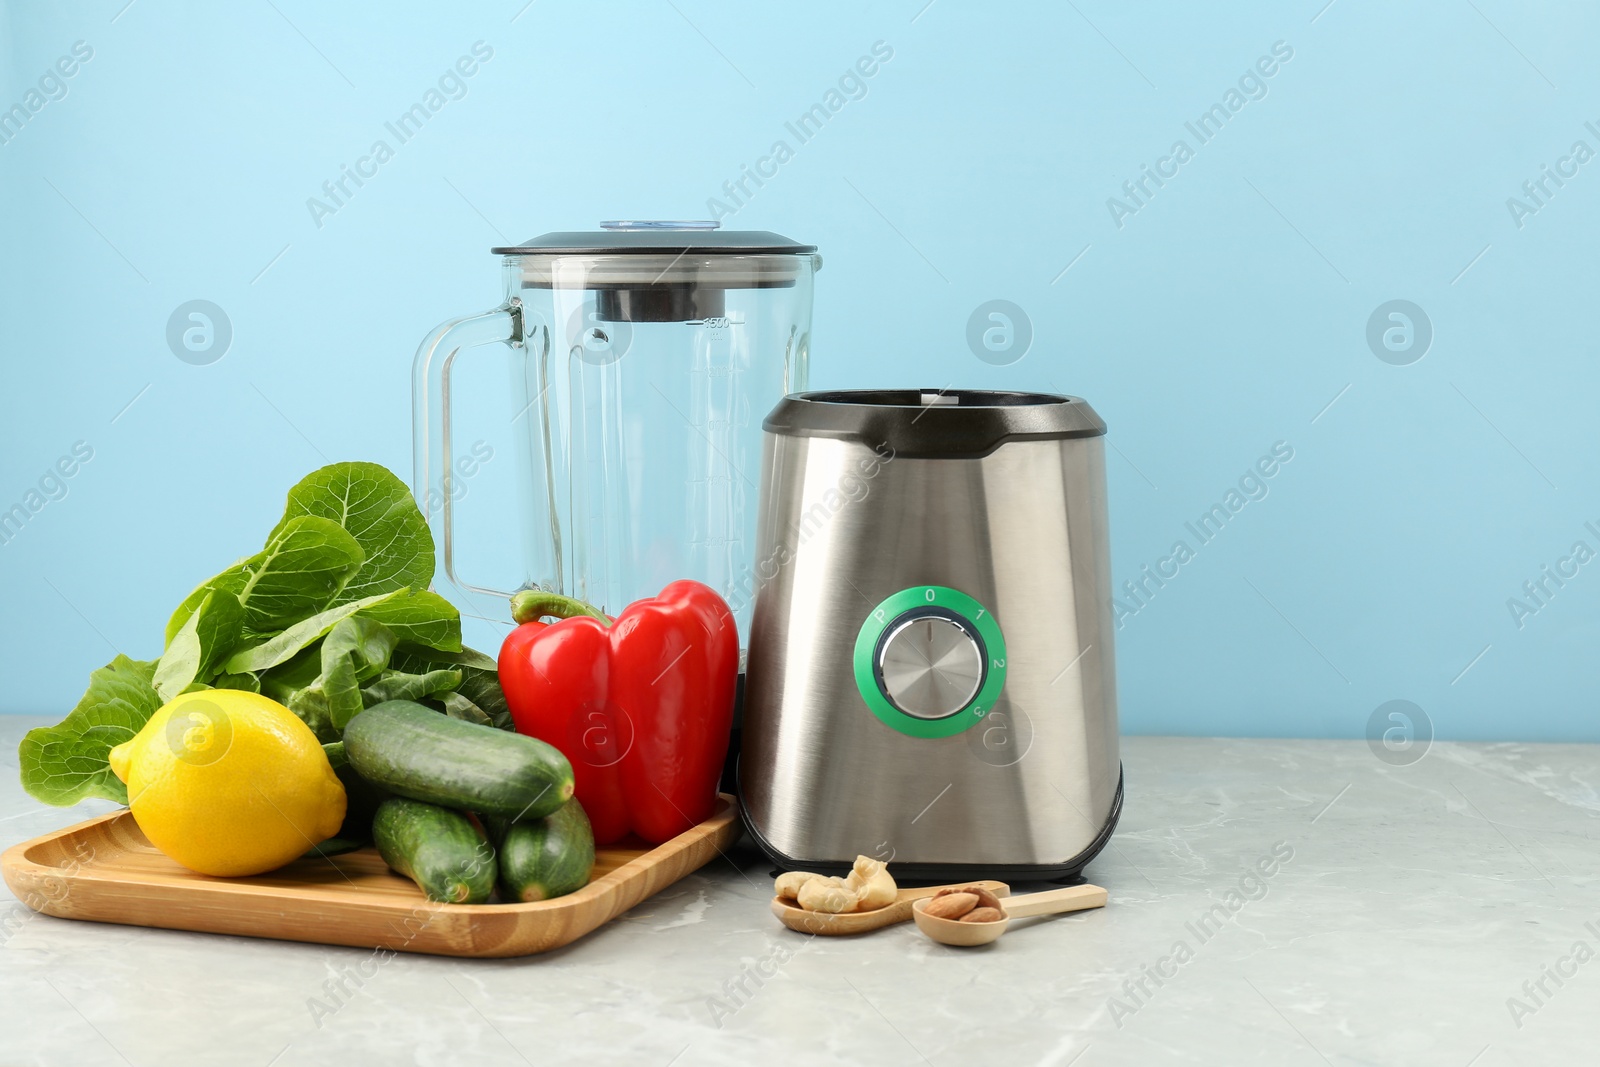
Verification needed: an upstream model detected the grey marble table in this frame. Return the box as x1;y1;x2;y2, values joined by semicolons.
1;715;1594;1067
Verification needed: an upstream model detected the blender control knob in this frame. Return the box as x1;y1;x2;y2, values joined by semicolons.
877;614;984;720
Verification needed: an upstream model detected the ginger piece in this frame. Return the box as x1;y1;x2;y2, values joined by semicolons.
843;854;897;912
797;875;857;913
774;870;823;902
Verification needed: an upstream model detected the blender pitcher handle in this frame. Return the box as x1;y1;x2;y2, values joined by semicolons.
412;300;521;600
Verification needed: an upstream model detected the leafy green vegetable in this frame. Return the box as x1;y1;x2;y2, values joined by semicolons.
360;667;462;707
277;616;400;740
258;642;322;694
212;671;260;693
19;657;162;806
440;691;494;726
356;590;461;651
390;644;512;730
221;590;401;675
153;588;244;701
271;462;434;606
19;461;501;807
389;644;496;674
165;516;364;643
453;661;512;731
459;647;498;671
320;617;399;687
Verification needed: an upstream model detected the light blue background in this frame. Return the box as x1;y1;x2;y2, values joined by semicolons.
2;1;1595;741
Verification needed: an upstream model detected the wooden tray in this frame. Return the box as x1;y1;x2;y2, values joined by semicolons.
1;794;740;958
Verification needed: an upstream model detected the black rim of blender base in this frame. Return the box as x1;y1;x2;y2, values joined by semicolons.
736;763;1125;886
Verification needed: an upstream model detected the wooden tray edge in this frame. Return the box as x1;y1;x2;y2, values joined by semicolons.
2;794;743;958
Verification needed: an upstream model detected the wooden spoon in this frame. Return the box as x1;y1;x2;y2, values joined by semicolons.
912;883;1107;946
771;880;1010;936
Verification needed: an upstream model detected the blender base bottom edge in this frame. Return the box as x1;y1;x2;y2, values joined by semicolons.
736;765;1125;886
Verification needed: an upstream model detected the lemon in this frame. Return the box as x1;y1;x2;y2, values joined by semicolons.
109;690;346;877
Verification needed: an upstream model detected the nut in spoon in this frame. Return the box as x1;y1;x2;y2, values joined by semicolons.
912;883;1108;946
772;880;1011;935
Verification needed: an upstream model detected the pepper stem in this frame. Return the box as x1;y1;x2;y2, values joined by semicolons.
510;590;611;626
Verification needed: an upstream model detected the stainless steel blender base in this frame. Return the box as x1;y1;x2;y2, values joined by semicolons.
740;390;1123;875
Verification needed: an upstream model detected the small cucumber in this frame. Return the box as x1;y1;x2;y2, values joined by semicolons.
372;797;497;904
302;742;389;858
494;799;596;903
344;700;574;821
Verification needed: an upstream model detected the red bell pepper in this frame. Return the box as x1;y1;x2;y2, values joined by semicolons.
497;580;738;846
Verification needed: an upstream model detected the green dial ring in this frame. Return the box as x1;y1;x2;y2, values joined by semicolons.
852;585;1007;739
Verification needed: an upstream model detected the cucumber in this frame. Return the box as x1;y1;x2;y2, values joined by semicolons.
330;760;388;840
344;700;574;821
494;799;596;903
372;797;497;904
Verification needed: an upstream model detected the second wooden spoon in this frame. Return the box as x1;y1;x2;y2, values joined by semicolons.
912;883;1108;946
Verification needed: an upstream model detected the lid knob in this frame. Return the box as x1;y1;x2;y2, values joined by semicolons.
599;220;721;231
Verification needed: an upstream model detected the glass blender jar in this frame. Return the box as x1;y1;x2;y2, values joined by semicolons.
412;222;818;646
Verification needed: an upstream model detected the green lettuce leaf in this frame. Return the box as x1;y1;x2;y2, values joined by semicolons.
273;616;399;740
389;644;496;674
18;656;162;806
165;515;364;643
221;589;402;675
439;691;493;726
153;588;244;701
212;671;260;693
360;667;461;707
453;662;511;731
271;462;434;606
355;589;461;652
392;644;510;730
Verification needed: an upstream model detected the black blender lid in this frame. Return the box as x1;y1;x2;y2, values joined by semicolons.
492;221;816;256
765;389;1106;458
